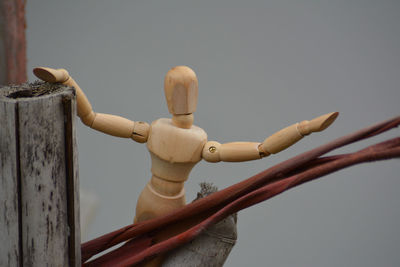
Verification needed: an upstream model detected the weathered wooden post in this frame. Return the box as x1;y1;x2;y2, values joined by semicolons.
0;82;80;266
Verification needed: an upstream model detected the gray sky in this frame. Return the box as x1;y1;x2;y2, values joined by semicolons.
27;1;400;266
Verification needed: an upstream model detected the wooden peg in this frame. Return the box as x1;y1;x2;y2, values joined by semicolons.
172;114;194;129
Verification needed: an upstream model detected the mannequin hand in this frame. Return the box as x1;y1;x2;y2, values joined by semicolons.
33;67;70;83
297;112;339;136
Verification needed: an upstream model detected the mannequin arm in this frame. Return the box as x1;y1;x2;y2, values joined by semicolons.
202;112;338;162
33;67;149;143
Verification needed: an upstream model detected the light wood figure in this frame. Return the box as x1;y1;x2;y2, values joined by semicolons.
34;66;338;265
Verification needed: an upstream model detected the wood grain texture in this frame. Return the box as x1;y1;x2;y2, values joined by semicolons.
64;94;81;267
0;84;80;266
19;92;70;266
162;215;237;267
162;184;237;267
0;98;21;267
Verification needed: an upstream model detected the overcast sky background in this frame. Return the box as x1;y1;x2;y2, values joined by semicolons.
26;1;399;266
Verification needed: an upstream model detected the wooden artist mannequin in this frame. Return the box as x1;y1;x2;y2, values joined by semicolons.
34;66;338;222
33;66;337;257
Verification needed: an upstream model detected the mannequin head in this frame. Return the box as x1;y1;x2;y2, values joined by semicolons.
164;66;198;115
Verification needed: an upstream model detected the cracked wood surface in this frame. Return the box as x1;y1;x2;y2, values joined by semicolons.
0;84;80;266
